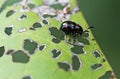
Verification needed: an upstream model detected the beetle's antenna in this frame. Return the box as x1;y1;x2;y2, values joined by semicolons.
83;26;94;33
87;26;94;29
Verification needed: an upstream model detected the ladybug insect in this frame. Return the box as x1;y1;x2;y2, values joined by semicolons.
60;21;83;45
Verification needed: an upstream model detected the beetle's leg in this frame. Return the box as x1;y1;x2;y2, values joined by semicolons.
73;33;77;43
68;34;71;41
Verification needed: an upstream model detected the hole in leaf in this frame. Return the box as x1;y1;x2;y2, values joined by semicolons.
0;46;5;57
6;49;14;55
4;26;13;35
77;37;90;45
71;45;84;54
18;28;26;33
32;22;42;29
49;27;65;40
102;58;106;62
39;44;46;51
51;49;62;59
58;62;70;71
43;14;57;18
29;27;35;30
22;75;32;79
20;14;27;19
42;19;48;24
72;55;81;71
52;38;61;44
18;14;27;20
91;63;103;71
99;71;112;79
93;50;101;58
92;38;95;41
12;50;30;63
82;32;89;38
6;10;15;17
50;4;65;10
23;39;38;55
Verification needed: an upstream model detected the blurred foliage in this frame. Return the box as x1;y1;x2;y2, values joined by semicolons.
78;0;120;78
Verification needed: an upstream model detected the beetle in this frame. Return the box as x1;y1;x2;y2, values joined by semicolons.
60;21;83;44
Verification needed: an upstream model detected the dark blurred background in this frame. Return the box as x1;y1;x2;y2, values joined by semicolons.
78;0;120;78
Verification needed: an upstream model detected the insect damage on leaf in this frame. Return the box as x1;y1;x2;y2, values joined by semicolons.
18;14;27;21
51;49;62;59
4;26;13;36
72;55;82;71
42;19;49;25
23;39;38;55
82;32;89;38
71;45;85;54
93;50;101;58
49;27;65;41
6;10;15;17
91;63;103;71
77;36;90;45
99;71;116;79
22;75;32;79
52;38;61;44
32;22;42;29
43;14;57;18
0;46;5;57
6;49;14;55
57;62;71;71
12;50;30;63
39;44;46;51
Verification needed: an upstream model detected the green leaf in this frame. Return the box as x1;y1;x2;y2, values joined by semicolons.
0;46;5;57
12;50;30;63
0;1;116;79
